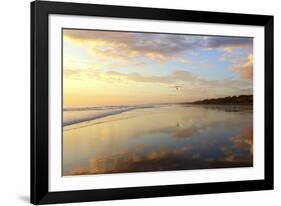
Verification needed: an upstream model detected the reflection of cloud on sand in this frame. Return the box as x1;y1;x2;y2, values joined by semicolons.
65;146;209;175
146;106;252;139
63;106;253;176
65;127;253;176
231;127;253;154
208;127;253;167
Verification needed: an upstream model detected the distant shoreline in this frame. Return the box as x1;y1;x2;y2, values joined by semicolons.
183;95;253;105
183;102;253;105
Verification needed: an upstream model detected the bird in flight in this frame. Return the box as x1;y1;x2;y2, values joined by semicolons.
172;85;182;91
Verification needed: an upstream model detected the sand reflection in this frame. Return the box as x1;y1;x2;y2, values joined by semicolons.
63;105;253;175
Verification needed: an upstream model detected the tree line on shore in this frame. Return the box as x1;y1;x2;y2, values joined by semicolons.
190;95;253;105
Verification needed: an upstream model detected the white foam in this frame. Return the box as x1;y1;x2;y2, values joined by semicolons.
63;105;153;126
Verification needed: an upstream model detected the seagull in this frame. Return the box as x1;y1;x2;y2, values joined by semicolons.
172;85;182;91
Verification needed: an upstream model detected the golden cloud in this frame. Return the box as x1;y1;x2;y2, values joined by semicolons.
231;54;253;80
64;29;191;63
64;30;252;66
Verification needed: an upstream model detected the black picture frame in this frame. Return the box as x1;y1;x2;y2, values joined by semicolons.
31;0;274;204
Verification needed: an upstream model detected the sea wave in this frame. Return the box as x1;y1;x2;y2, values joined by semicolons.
63;105;129;111
63;105;154;127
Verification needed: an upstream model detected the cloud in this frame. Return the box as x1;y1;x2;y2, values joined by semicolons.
105;70;197;84
64;30;190;62
64;65;252;99
103;70;252;90
64;29;252;65
231;54;253;80
206;36;252;49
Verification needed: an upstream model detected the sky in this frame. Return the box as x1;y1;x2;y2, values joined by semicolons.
63;29;253;107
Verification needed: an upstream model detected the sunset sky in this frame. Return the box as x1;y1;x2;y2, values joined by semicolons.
63;29;253;107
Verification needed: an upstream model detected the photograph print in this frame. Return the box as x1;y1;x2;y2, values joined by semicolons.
62;29;253;176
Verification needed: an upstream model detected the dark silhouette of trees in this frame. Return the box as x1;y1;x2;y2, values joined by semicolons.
191;95;253;105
